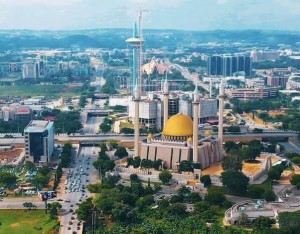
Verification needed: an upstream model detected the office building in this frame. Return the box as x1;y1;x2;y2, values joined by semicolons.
24;120;54;163
226;87;279;100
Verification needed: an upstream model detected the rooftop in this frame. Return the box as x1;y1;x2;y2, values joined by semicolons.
24;120;51;133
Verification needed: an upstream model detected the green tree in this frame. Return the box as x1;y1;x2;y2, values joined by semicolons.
24;161;36;171
200;175;211;187
114;147;128;158
204;188;226;205
100;122;111;133
48;202;62;219
253;216;275;231
222;152;243;171
290;174;300;186
278;210;300;234
268;167;282;180
168;203;187;216
221;170;249;195
76;198;93;221
264;190;276;201
0;171;17;188
158;170;172;185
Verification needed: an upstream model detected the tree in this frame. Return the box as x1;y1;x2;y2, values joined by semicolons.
221;170;249;195
153;159;163;170
132;157;141;168
204;188;226;205
0;172;17;188
241;146;261;161
114;147;128;158
290;174;300;186
264;190;276;201
100;122;111;133
268;167;282;180
279;210;300;234
24;161;36;171
23;202;35;210
188;192;202;203
222;153;243;171
253;216;274;231
200;175;211;187
227;126;241;133
168;203;187;216
129;174;139;182
120;127;134;134
48;202;62;219
179;160;193;172
77;198;93;221
159;170;172;185
224;141;239;152
237;213;249;225
247;185;265;199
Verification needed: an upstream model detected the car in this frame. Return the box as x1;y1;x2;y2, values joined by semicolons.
69;221;73;225
71;216;75;220
70;204;74;207
68;227;71;230
72;212;76;215
69;209;73;212
57;199;63;201
77;226;81;230
79;199;82;202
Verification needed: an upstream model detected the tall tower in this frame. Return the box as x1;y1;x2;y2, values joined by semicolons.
218;80;225;146
193;86;199;162
126;21;144;95
133;85;140;157
163;78;169;127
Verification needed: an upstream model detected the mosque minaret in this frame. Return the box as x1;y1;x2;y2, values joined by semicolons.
134;85;140;157
192;86;199;162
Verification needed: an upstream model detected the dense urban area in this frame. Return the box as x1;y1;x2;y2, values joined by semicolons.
0;26;300;234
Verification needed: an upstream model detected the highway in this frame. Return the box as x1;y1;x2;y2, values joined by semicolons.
59;146;100;234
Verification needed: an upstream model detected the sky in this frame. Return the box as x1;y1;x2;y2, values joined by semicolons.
0;0;299;31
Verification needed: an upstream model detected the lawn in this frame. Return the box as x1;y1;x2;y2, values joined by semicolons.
0;210;59;234
0;84;82;98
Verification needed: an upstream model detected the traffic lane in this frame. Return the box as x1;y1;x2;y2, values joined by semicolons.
0;197;45;209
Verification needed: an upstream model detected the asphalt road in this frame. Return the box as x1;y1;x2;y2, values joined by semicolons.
60;146;100;234
83;116;104;134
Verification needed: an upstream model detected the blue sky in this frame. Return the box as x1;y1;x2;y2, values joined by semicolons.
0;0;299;31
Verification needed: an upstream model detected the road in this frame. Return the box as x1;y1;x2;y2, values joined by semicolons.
59;146;100;234
0;197;44;209
83;116;103;134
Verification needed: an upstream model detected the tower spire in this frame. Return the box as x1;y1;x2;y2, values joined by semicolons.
193;85;199;163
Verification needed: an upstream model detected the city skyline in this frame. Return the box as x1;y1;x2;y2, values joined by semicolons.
0;0;299;31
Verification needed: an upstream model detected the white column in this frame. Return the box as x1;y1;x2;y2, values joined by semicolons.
218;81;225;145
134;85;140;157
163;79;169;127
193;86;199;162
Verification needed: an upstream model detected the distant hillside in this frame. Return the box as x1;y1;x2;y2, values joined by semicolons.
0;29;299;50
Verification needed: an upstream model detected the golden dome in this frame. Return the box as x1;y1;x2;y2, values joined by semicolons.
205;130;212;137
163;113;193;137
147;133;154;139
187;137;193;142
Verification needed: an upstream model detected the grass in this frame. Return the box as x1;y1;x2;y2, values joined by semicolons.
0;209;59;234
0;84;82;98
120;122;134;128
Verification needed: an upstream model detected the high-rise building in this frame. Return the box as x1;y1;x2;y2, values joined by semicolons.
24;120;54;163
207;54;252;77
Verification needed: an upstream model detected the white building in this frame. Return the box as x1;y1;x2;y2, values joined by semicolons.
24;121;54;163
128;91;218;130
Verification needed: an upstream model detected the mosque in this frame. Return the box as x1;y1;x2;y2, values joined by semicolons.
134;79;225;170
127;18;225;171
